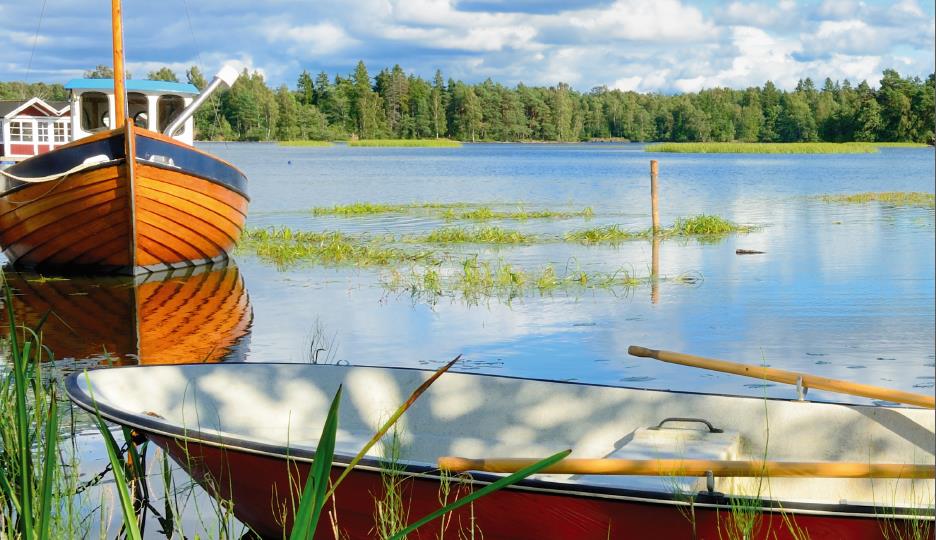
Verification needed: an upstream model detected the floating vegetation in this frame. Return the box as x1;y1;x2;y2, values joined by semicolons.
419;226;537;244
444;206;594;221
384;259;664;304
667;214;754;236
277;140;333;147
644;142;878;154
347;139;462;147
567;215;753;244
817;192;935;208
238;227;437;268
311;202;470;216
564;225;639;245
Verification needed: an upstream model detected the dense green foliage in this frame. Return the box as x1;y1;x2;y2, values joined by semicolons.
2;64;932;144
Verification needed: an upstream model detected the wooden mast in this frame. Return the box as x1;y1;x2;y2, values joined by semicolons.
111;0;137;272
111;0;127;128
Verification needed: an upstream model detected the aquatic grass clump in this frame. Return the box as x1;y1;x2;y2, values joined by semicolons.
278;140;333;147
312;203;405;216
565;225;640;245
347;139;462;148
312;202;471;216
818;192;935;208
421;226;537;244
644;142;879;154
667;215;754;236
445;206;594;221
239;227;437;269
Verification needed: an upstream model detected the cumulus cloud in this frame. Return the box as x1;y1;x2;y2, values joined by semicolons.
0;0;932;92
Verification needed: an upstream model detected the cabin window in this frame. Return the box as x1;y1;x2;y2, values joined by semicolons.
80;92;110;132
54;122;70;143
158;95;185;134
37;122;49;142
9;121;33;142
128;92;149;128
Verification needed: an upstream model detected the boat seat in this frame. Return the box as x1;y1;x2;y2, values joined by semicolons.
566;421;741;494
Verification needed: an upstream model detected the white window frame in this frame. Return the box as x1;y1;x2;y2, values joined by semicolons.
37;122;50;143
9;121;28;142
54;122;69;143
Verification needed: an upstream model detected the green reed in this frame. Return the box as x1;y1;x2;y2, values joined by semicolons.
645;142;879;154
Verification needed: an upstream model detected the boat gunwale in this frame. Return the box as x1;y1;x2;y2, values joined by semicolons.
1;131;250;201
64;363;936;521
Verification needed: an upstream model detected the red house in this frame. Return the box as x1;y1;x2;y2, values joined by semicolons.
0;97;71;162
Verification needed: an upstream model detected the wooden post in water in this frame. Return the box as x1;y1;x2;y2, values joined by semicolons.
651;234;660;304
650;159;660;233
650;159;661;303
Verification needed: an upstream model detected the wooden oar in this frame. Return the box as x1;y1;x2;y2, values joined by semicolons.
628;346;935;409
438;456;935;479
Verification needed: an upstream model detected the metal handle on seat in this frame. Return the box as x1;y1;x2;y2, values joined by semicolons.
651;417;723;433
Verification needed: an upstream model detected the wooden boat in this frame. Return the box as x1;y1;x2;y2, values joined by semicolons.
66;361;934;539
0;0;246;275
3;262;251;364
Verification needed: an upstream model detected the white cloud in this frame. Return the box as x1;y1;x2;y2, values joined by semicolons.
262;21;358;57
566;0;717;42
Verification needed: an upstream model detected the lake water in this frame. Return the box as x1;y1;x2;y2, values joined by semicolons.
1;142;933;535
4;142;935;401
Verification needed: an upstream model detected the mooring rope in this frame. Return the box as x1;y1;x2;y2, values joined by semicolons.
0;158;110;184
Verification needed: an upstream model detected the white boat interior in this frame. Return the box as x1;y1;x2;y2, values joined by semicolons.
65;79;198;144
71;363;935;511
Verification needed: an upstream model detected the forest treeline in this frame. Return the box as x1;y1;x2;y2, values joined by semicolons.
2;62;933;143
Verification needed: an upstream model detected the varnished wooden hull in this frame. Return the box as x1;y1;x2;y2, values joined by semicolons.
2;263;251;364
0;125;248;275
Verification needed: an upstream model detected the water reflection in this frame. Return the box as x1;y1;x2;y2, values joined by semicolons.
2;263;251;365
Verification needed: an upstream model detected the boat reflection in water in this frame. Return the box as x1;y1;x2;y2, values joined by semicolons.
3;262;251;365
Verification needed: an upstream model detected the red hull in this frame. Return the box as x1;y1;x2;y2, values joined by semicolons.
151;434;920;540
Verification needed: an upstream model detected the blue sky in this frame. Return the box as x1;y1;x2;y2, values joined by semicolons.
1;0;933;92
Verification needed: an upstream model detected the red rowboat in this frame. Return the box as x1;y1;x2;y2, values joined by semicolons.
66;363;934;539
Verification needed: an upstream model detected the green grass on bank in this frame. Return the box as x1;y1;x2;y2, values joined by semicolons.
347;139;462;147
867;142;931;148
818;192;936;208
644;142;880;154
278;140;333;147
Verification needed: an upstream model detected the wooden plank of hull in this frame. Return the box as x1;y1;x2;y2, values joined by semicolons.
152;434;914;540
1;143;248;274
133;163;247;270
0;165;132;270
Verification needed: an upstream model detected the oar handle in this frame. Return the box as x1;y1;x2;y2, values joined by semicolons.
438;456;935;479
627;345;935;409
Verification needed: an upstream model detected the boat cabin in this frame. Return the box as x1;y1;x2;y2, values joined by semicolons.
64;79;199;145
0;98;71;162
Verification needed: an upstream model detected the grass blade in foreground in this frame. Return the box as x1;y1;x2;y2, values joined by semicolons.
325;355;461;499
85;373;143;540
290;385;342;540
36;388;58;540
389;449;572;539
